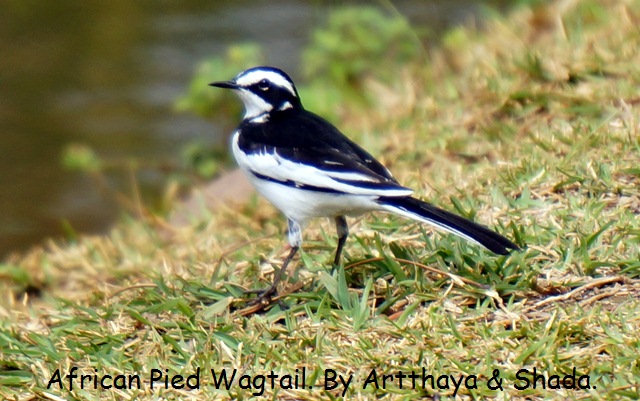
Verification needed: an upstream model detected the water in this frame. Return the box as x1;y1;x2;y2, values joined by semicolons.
0;0;509;258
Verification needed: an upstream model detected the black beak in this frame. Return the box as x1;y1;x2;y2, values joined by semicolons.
209;80;238;89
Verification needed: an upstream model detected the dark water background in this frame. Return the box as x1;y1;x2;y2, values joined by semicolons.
0;0;511;258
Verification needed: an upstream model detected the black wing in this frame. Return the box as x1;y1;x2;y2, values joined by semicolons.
237;109;411;194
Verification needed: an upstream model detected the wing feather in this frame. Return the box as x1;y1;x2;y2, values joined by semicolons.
234;110;412;197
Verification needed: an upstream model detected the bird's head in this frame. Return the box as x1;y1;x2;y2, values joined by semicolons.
209;66;302;120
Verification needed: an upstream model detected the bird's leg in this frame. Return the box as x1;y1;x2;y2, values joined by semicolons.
255;246;298;300
251;219;302;302
333;215;349;267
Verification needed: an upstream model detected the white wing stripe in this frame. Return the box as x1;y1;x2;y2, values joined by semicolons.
232;133;412;197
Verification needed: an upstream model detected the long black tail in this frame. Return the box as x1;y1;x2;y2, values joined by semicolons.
377;196;519;255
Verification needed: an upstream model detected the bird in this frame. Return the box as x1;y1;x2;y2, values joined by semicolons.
209;66;519;299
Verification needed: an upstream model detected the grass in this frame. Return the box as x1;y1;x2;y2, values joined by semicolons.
2;0;640;399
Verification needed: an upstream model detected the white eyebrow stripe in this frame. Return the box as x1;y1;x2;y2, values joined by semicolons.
236;70;297;97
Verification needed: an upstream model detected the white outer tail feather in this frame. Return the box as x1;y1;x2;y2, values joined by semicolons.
380;203;483;246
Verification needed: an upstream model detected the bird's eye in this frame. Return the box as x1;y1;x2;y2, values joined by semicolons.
257;79;270;91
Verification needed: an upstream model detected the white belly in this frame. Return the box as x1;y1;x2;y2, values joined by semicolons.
248;173;380;222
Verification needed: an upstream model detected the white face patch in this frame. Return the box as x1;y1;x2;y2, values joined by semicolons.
237;88;272;119
235;70;297;98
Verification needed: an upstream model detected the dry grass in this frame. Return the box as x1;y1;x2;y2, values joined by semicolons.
1;0;640;399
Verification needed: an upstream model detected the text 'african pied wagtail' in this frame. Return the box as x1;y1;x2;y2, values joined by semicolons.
210;66;519;298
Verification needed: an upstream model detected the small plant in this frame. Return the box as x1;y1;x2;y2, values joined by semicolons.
174;43;264;119
318;267;374;331
179;141;227;180
176;6;425;119
302;6;423;96
61;143;103;173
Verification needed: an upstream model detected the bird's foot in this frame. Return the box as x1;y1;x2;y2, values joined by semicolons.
245;284;279;306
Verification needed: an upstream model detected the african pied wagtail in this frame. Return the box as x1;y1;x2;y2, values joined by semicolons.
210;66;519;297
